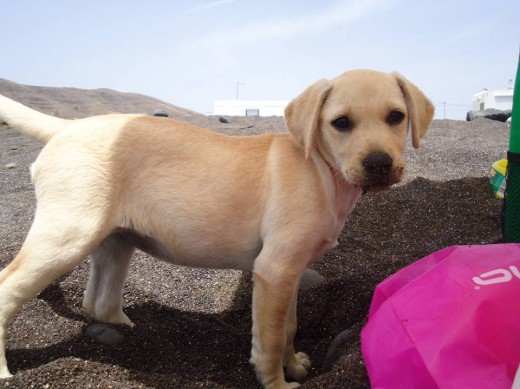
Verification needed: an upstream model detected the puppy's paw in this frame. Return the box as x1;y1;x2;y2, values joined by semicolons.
285;352;311;381
111;312;135;328
83;305;135;328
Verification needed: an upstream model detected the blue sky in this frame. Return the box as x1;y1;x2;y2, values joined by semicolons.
0;0;518;119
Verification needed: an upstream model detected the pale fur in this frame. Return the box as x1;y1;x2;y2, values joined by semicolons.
0;70;434;388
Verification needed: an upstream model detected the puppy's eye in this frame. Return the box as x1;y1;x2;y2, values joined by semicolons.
387;111;405;125
332;116;353;131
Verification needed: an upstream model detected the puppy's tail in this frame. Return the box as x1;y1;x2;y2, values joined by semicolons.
0;93;67;144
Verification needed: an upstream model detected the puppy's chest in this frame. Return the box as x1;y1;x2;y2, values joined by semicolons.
315;214;350;259
316;184;362;258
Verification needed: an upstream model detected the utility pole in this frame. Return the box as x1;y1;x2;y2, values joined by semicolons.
443;101;446;120
236;82;244;100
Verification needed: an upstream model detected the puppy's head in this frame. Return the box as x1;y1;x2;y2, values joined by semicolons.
285;69;434;192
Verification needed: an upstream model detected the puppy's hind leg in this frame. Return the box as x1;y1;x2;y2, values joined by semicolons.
0;213;108;378
82;233;135;327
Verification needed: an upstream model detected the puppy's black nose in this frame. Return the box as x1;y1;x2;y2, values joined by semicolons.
362;152;393;176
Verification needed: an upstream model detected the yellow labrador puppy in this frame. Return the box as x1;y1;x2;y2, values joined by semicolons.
0;70;434;388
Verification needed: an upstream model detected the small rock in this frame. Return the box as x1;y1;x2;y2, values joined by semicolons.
219;116;230;123
466;109;511;122
86;324;124;346
323;327;355;371
152;109;169;117
5;163;16;169
300;268;325;290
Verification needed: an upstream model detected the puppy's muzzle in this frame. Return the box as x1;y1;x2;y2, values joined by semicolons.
361;152;401;192
363;152;392;176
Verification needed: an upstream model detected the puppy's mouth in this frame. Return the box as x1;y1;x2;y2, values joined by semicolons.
347;173;402;193
361;177;401;193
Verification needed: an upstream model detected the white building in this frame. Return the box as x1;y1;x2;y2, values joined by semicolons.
213;100;289;117
472;86;513;111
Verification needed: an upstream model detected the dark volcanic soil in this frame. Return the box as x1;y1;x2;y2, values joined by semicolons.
0;116;508;388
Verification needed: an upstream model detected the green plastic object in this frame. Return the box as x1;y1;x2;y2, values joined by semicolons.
490;159;508;198
503;51;520;242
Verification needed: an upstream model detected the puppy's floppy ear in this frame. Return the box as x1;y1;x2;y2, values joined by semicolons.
285;79;332;159
393;73;435;149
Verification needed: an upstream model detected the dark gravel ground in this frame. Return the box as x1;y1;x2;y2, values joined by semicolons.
0;116;509;388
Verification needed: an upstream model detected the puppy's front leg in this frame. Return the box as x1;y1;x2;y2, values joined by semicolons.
284;292;311;381
250;271;305;389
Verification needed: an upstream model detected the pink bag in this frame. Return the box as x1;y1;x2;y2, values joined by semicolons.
361;244;520;389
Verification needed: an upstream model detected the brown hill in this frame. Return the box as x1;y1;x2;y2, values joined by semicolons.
0;78;200;119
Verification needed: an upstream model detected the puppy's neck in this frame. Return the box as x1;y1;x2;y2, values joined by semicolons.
309;148;361;208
